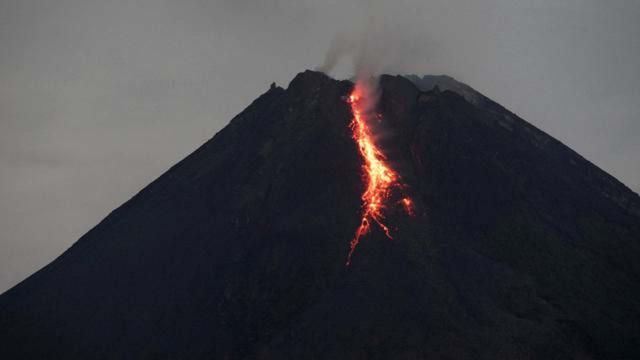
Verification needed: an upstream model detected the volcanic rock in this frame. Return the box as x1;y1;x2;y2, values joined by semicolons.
1;70;639;359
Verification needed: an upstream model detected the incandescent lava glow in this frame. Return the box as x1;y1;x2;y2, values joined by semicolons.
401;197;415;217
346;79;413;266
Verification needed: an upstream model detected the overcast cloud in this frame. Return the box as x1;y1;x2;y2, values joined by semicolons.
1;0;639;293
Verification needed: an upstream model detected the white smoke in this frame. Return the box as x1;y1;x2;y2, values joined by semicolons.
316;2;435;80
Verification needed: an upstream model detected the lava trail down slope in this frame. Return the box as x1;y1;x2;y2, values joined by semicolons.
1;70;639;359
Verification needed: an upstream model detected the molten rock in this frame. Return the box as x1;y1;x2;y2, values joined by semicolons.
1;70;639;359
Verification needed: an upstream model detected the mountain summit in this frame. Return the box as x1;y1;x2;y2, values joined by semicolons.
1;70;639;359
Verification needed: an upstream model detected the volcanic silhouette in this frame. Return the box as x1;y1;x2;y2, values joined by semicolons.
1;70;639;359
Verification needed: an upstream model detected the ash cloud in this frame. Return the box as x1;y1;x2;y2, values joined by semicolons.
315;5;437;80
315;33;356;74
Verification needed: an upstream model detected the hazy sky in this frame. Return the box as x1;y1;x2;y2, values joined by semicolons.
1;0;639;293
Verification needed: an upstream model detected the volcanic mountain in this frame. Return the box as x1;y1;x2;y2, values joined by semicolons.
1;70;639;359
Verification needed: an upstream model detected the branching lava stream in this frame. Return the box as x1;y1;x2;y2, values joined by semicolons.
346;79;414;265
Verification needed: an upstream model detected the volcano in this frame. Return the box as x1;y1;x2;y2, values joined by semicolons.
1;70;639;359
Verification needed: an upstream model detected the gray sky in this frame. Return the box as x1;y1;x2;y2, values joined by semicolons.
1;0;639;293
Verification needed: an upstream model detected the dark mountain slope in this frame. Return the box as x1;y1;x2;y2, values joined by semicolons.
1;70;639;359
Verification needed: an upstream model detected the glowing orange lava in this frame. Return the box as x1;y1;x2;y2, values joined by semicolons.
401;197;415;217
346;80;413;266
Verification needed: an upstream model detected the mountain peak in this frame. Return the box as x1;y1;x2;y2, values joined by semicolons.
1;69;639;359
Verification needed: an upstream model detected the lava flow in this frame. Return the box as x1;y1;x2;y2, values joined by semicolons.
346;79;414;266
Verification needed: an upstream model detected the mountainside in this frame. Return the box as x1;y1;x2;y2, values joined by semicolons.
1;70;639;359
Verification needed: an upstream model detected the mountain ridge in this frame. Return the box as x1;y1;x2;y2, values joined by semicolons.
1;70;639;359
403;72;639;215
